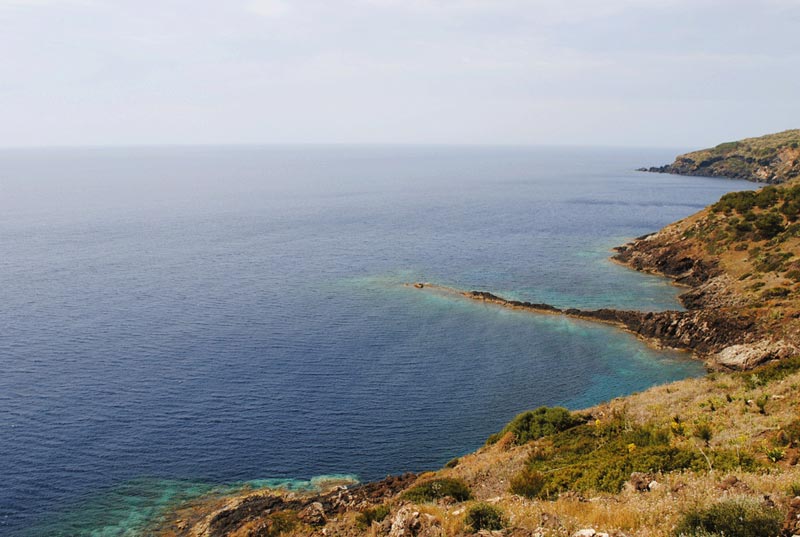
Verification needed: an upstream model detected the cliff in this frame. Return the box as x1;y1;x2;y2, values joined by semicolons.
641;129;800;183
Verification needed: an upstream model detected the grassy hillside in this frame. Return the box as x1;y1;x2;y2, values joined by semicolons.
644;130;800;183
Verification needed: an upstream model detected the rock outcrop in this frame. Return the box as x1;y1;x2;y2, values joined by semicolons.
462;290;757;363
160;473;417;537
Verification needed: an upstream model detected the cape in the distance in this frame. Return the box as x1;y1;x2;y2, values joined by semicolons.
640;129;800;184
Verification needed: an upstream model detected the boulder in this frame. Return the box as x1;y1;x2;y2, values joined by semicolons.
297;501;327;526
629;472;654;492
388;507;443;537
784;496;800;536
715;340;798;369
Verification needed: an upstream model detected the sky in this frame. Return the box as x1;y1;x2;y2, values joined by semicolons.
0;0;798;148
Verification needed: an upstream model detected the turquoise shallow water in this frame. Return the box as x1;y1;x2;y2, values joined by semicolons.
0;146;753;535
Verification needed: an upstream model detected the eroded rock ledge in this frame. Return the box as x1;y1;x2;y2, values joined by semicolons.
459;290;759;366
409;218;799;371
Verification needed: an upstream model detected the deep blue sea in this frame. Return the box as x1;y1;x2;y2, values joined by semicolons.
0;146;753;536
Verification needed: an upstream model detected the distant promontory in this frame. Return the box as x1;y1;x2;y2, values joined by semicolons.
641;129;800;183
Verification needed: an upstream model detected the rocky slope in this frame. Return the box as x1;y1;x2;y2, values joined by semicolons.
641;129;800;183
610;180;800;368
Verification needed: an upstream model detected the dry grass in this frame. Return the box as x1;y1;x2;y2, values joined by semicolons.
388;367;800;537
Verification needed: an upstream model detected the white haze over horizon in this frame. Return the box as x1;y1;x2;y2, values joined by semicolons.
0;0;798;148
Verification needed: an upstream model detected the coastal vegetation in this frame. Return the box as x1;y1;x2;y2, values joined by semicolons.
673;497;784;537
486;406;586;445
402;478;472;503
464;503;504;532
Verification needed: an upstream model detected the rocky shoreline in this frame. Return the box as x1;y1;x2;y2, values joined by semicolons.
410;231;796;370
158;474;418;537
156;213;800;536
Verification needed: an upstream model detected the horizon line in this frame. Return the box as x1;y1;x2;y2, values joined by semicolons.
0;141;692;151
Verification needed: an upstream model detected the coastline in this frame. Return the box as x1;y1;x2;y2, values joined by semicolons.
153;233;762;536
151;153;800;535
154;234;800;537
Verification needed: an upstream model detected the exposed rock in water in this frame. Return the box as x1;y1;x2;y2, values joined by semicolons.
462;289;756;361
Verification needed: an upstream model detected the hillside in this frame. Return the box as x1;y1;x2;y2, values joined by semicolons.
642;130;800;183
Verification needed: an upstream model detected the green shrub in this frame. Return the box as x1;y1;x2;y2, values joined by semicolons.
403;478;472;503
765;446;785;463
510;467;547;498
788;482;800;496
487;406;586;445
753;251;792;273
509;418;710;498
445;457;460;468
776;419;800;447
755;187;780;209
709;448;760;471
780;200;800;220
738;355;800;386
755;212;785;239
356;504;391;529
693;422;713;446
761;287;790;299
464;503;504;531
786;222;800;237
263;511;299;537
714;191;756;214
755;394;770;414
673;497;783;537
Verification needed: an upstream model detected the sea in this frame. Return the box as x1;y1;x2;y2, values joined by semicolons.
0;146;753;536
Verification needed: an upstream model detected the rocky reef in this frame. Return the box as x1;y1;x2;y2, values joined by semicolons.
460;288;785;370
640;129;800;183
158;474;417;537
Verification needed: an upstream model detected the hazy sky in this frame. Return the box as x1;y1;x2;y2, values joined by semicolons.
1;0;798;147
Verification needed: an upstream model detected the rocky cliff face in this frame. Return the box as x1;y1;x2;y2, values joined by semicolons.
610;211;800;368
641;129;800;183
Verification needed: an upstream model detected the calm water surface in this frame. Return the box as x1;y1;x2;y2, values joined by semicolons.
0;146;753;535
